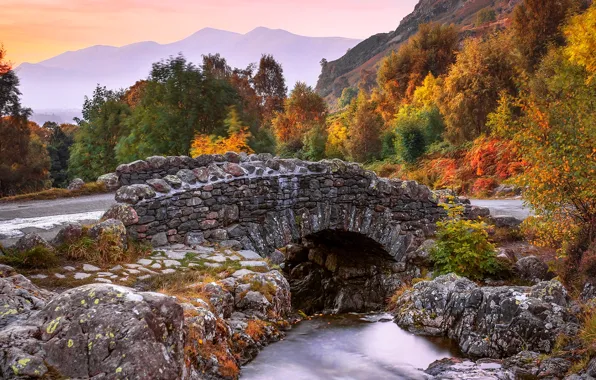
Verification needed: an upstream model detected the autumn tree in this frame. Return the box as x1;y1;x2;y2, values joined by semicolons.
116;55;239;161
272;82;327;157
511;0;579;71
377;22;458;111
439;34;518;144
563;4;596;79
347;93;383;163
190;107;253;156
337;87;358;109
0;46;50;196
70;86;131;181
254;54;287;120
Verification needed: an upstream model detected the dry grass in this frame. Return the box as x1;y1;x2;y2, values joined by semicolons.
0;246;60;269
0;182;109;203
387;284;413;311
245;320;267;341
61;235;150;266
249;279;277;302
580;308;596;355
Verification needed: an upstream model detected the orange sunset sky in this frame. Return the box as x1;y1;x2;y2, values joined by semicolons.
2;0;420;66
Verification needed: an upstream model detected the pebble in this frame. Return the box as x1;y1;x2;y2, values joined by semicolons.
240;261;269;268
137;259;153;266
237;250;263;260
163;260;181;268
74;273;92;280
83;264;100;272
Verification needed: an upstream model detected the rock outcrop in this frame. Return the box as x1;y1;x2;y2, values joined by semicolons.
14;233;53;252
0;265;291;379
393;274;579;358
67;178;85;191
97;172;120;191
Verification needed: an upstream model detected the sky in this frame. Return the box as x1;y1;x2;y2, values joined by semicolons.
1;0;419;65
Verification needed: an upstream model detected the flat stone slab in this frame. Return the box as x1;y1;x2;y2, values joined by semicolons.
232;269;255;278
137;259;153;266
237;250;263;260
240;261;268;268
63;266;76;272
54;273;66;279
138;275;151;280
206;255;228;263
96;278;112;284
204;262;222;268
83;264;101;272
162;269;176;274
31;274;48;279
110;265;123;271
151;263;162;269
74;273;92;280
163;260;181;268
162;250;187;260
127;269;141;275
125;264;142;269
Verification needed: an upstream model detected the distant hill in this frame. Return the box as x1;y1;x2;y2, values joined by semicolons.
316;0;522;105
16;27;361;112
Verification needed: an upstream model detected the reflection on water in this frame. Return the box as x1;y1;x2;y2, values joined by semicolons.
241;313;459;380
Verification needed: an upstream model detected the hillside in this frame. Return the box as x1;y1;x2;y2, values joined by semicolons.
16;27;361;111
315;0;521;105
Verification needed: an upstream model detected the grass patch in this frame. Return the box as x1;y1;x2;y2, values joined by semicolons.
580;308;596;355
0;246;59;269
0;182;109;203
245;320;268;341
60;235;150;266
387;283;413;312
249;279;277;302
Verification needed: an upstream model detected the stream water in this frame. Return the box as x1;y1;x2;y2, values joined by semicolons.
241;313;459;380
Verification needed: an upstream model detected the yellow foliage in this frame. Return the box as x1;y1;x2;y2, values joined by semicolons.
190;129;253;157
564;4;596;81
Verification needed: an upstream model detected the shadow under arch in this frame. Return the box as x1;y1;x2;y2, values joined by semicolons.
282;229;415;314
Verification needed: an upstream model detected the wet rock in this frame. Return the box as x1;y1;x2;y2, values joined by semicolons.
408;238;435;266
0;265;16;278
491;215;524;228
146;178;172;193
67;178;85;191
0;273;55;330
101;203;139;226
503;351;574;379
88;219;127;250
515;256;553;283
51;223;84;246
394;274;579;358
0;284;185;379
267;250;285;265
96;172;119;191
425;358;514;379
14;233;53;252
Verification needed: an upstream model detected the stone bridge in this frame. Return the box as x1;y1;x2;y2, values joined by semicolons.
114;153;446;267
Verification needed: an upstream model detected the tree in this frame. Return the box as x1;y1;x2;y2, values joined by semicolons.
47;124;74;188
393;105;444;164
494;47;596;283
254;54;287;120
347;93;383;163
116;55;239;161
476;8;497;26
377;22;458;110
0;46;49;196
190;107;253;156
337;87;358;109
272;82;327;156
70;86;131;181
439;34;518;144
511;0;579;71
564;4;596;79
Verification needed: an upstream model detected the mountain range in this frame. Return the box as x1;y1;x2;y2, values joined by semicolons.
16;27;361;119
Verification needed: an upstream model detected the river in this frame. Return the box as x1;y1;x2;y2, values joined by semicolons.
241;314;459;380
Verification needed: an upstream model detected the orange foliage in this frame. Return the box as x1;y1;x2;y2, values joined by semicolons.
190;129;253;157
466;136;524;180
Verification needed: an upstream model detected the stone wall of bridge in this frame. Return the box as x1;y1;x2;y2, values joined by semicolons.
114;153;447;265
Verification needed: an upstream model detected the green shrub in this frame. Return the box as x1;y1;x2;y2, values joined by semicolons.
0;246;59;269
431;205;504;280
